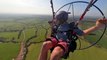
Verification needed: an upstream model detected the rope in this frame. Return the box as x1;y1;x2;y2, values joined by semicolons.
72;4;75;21
50;0;55;19
78;38;82;50
75;0;98;26
67;4;71;12
79;0;96;20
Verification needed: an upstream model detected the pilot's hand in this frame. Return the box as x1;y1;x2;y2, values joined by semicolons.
96;18;107;28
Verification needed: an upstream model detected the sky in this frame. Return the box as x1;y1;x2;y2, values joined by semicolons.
0;0;107;17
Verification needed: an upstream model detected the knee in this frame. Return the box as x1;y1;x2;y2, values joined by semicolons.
42;41;52;50
42;41;51;47
51;46;64;56
50;47;64;60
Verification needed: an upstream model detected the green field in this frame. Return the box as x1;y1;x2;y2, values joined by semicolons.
0;43;20;60
0;15;107;60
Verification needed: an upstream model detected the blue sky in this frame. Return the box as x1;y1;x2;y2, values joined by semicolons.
0;0;106;17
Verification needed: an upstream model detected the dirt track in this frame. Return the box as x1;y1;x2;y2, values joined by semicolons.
15;42;25;60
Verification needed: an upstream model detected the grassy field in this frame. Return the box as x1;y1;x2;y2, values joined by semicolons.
0;17;47;60
0;21;22;60
0;15;107;60
0;43;20;60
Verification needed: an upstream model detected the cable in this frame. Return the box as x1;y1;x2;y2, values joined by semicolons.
50;0;55;19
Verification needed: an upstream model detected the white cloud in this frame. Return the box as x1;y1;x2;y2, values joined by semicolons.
0;0;51;14
0;0;35;7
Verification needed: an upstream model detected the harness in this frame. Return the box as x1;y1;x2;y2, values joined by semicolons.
51;22;79;59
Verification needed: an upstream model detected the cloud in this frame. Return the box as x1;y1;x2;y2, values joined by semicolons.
0;0;51;14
